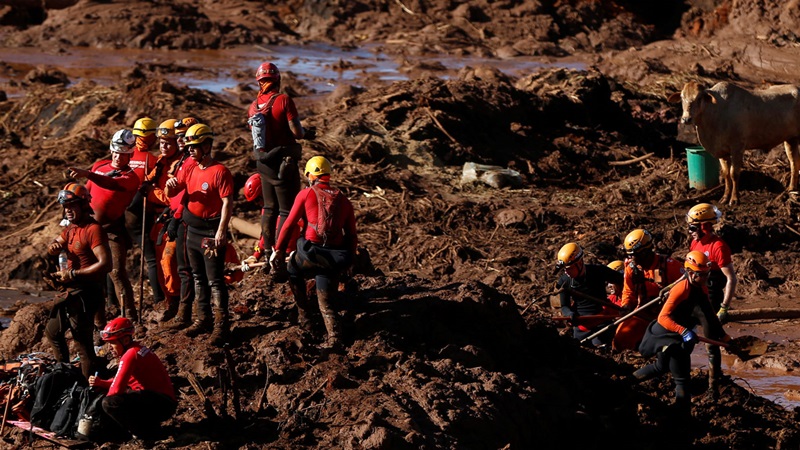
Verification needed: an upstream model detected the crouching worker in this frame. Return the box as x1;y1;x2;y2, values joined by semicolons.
272;156;357;352
89;317;176;442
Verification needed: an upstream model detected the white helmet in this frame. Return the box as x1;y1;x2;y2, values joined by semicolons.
109;129;135;154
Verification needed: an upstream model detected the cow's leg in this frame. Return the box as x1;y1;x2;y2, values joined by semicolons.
729;150;744;205
784;139;800;193
719;157;732;205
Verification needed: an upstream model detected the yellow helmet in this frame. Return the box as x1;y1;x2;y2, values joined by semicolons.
684;250;711;272
557;243;584;267
132;117;157;136
157;119;179;140
624;229;653;255
607;260;625;272
686;203;722;224
305;156;331;177
184;124;214;146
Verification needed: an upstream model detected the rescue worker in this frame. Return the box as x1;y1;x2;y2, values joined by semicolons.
164;117;200;330
89;317;176;442
165;124;234;346
272;156;357;351
141;119;185;322
247;62;314;266
126;116;164;310
68;129;141;323
46;183;112;378
614;229;684;351
686;202;737;399
555;243;623;347
635;251;730;417
606;260;625;307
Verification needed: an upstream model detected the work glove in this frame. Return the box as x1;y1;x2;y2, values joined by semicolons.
717;306;729;323
53;270;75;283
303;126;317;140
270;250;289;283
681;329;698;344
166;218;180;241
138;180;153;196
241;256;258;272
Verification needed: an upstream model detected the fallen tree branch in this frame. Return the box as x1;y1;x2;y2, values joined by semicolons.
728;307;800;322
424;107;459;144
608;153;654;166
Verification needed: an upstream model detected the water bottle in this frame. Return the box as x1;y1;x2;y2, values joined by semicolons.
77;415;93;438
58;251;69;272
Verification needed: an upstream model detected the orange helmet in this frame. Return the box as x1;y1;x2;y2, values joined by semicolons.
58;182;91;205
100;317;134;341
244;173;262;202
175;117;198;136
684;250;712;272
255;62;280;82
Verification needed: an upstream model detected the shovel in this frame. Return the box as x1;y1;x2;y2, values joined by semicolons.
698;335;771;362
552;314;620;324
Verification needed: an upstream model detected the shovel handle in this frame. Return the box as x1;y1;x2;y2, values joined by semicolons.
552;314;619;321
697;336;729;348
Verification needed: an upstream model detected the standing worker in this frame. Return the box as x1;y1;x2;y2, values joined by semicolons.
272;156;357;352
68;130;141;323
634;251;730;418
89;317;176;442
165;124;234;346
686;202;737;398
554;243;623;347
247;62;314;267
614;229;684;351
46;183;112;379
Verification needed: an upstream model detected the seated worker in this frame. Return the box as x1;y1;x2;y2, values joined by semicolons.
555;243;623;348
89;317;176;441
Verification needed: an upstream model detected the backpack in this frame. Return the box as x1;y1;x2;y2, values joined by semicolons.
49;382;84;437
29;362;87;429
310;184;344;244
74;387;115;441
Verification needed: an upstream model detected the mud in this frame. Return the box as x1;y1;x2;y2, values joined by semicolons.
2;0;800;449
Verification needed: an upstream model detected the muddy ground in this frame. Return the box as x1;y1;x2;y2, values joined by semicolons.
1;0;800;449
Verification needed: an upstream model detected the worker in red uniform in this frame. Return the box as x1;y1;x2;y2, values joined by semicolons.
68;129;140;323
272;156;357;351
635;251;730;417
89;317;176;442
46;183;112;378
613;229;684;351
606;260;625;307
686;202;738;399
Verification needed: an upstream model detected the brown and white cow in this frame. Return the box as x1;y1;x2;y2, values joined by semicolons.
668;81;800;205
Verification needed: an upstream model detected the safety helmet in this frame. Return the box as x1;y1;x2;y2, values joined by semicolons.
607;260;625;272
109;129;135;154
557;243;584;267
132;117;157;137
305;156;331;177
244;173;262;202
184;123;214;146
175;117;198;136
684;250;712;272
100;317;134;342
686;203;722;224
624;229;654;255
255;62;280;82
157;119;179;139
58;182;91;205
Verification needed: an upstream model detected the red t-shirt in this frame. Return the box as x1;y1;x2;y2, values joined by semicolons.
129;149;157;185
175;161;233;218
59;218;109;282
95;343;175;401
276;182;357;253
247;92;299;148
169;157;197;218
689;234;732;271
86;160;140;225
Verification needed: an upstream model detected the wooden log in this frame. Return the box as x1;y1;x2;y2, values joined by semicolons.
727;308;800;321
230;217;261;239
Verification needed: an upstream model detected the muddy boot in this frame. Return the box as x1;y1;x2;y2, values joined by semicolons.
166;299;193;330
706;349;722;401
317;288;343;352
633;363;661;382
209;288;230;347
160;296;180;323
289;279;314;333
185;280;212;337
673;377;692;421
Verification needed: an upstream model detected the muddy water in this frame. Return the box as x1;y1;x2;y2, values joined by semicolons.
0;288;53;328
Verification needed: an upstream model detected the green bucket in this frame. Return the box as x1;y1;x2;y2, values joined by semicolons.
686;146;720;190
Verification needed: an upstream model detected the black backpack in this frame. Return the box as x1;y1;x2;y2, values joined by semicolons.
49;382;84;437
29;363;87;429
74;387;116;441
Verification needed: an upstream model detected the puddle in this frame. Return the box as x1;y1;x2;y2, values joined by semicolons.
0;288;53;329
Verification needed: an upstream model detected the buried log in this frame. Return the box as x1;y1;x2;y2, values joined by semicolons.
230;217;261;239
727;307;800;321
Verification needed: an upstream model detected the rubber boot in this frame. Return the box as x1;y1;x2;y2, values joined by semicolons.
673;377;692;421
317;288;342;352
289;278;314;333
185;280;212;337
166;298;192;330
633;363;661;382
209;288;230;347
160;296;180;323
707;348;722;401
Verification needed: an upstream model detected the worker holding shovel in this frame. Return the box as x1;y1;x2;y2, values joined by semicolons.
554;243;623;348
634;251;730;418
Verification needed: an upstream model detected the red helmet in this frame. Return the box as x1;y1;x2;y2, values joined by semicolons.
244;173;262;202
58;182;91;205
255;62;280;82
101;317;134;342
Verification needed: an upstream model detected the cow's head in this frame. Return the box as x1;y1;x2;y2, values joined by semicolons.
668;81;716;125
